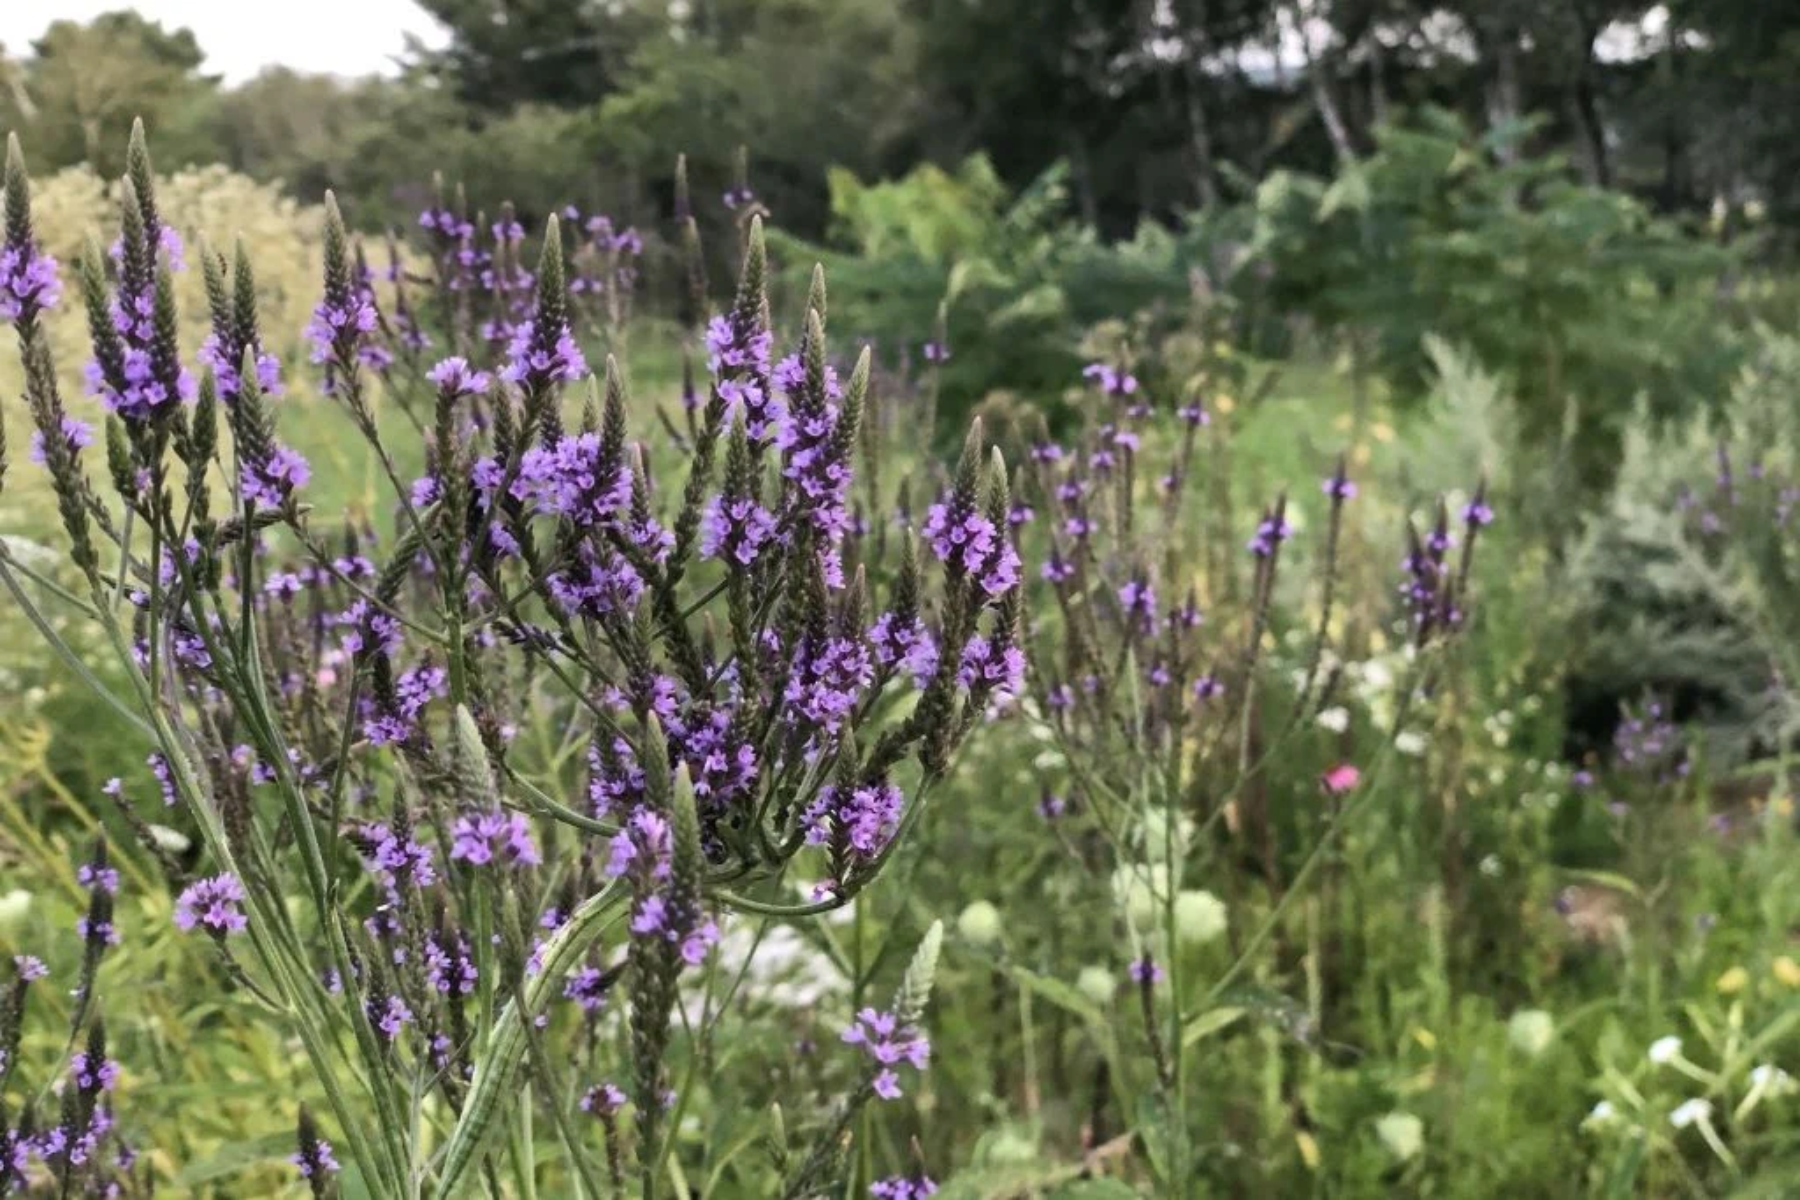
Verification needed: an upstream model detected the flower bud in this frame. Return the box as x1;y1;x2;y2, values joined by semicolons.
1507;1009;1554;1057
1376;1112;1424;1161
1075;965;1116;1006
1173;890;1228;946
1139;808;1192;865
955;900;1003;948
0;888;30;930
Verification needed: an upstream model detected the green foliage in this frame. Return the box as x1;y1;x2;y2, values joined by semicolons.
1240;107;1743;517
771;157;1199;435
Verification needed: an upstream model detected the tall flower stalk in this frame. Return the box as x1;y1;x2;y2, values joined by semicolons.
0;128;1005;1196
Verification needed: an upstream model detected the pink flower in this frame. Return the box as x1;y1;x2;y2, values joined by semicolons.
1321;763;1360;795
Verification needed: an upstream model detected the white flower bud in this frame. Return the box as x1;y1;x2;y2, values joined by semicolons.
956;900;1003;948
1173;890;1228;945
1076;965;1116;1005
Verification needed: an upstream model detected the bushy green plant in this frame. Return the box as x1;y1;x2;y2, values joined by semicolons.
1240;107;1743;522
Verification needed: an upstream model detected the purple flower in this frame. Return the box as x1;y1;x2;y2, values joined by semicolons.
362;822;437;889
1461;499;1495;528
705;313;773;378
605;808;673;882
291;1136;340;1179
546;548;644;620
514;432;631;527
0;240;61;324
608;805;718;965
69;1050;119;1093
27;415;92;465
501;316;587;390
579;1082;628;1114
957;632;1025;698
1118;578;1157;629
842;1006;930;1100
803;780;904;866
76;861;119;895
241;443;311;508
304;295;378;365
563;965;612;1013
369;993;413;1041
922;500;1021;598
197;333;282;404
173;873;249;935
450;809;541;867
1129;954;1165;984
14;955;47;982
425;934;478;997
1246;514;1293;558
869;612;939;688
426;355;493;396
1041;550;1076;584
147;752;178;805
339;599;403;659
784;632;874;739
922;340;949;363
872;1177;939;1200
1082;362;1139;396
1322;472;1357;502
700;494;779;566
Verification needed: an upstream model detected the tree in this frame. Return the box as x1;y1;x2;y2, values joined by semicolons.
410;0;656;111
1;12;218;174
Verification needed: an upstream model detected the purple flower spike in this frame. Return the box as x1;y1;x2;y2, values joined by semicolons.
842;1006;931;1100
0;240;61;325
173;873;249;936
450;808;541;868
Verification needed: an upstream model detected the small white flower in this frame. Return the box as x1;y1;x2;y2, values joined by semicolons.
1375;1112;1424;1161
1588;1100;1617;1124
1138;809;1193;865
1648;1036;1683;1065
147;824;191;854
1316;706;1350;733
1479;854;1502;878
1394;730;1427;756
956;900;1003;948
1111;863;1172;933
1670;1098;1712;1129
1173;890;1228;945
1076;965;1117;1006
1507;1009;1554;1057
0;889;31;929
1751;1064;1795;1093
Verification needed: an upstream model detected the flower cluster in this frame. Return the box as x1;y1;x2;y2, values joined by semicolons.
2;131;987;1191
449;809;541;868
173;874;249;936
842;1006;931;1100
0;235;59;326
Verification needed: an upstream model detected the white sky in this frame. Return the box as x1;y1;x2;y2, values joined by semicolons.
0;0;450;84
